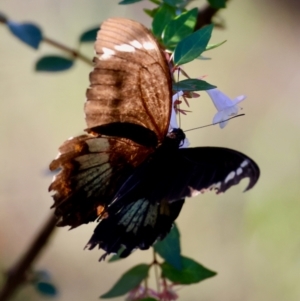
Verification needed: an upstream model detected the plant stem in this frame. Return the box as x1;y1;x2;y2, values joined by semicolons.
43;37;93;66
0;213;58;301
152;249;160;294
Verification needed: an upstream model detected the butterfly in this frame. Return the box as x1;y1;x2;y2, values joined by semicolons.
49;18;260;259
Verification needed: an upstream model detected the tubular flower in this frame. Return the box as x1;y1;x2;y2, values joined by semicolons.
206;88;246;128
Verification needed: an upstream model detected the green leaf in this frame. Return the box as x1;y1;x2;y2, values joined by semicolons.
162;256;217;284
152;4;176;39
173;79;216;91
173;24;213;65
33;270;52;282
154;224;182;270
163;8;197;49
119;0;144;4
196;55;211;60
139;298;157;301
149;0;161;4
100;264;150;298
79;27;98;42
205;40;227;51
108;246;126;262
144;7;159;18
207;0;226;9
163;0;186;7
7;21;42;49
35;56;74;72
35;282;58;297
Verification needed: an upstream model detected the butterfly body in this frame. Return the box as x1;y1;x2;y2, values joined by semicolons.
49;18;260;259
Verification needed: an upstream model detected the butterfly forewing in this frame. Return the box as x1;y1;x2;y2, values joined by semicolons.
85;18;172;142
102;142;260;208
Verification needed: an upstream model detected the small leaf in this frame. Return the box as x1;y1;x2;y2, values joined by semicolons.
79;27;99;43
7;21;42;49
149;0;161;4
35;282;58;297
196;56;211;60
152;4;176;39
35;56;74;72
108;254;121;262
173;79;216;91
139;298;157;301
163;0;186;7
154;224;182;270
173;24;213;65
161;256;217;284
100;264;150;298
207;0;226;9
163;8;197;49
144;7;159;18
205;40;227;51
119;0;144;4
108;246;126;262
33;270;52;282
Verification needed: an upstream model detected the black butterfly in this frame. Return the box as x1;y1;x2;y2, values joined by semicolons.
49;18;260;259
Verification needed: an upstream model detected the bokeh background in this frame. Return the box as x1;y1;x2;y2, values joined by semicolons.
1;0;300;300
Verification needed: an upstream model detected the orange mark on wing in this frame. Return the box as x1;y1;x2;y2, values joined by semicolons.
96;205;105;216
96;205;109;219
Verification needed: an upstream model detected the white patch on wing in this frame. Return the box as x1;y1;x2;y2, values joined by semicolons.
188;187;201;197
129;40;142;49
224;171;236;184
212;182;221;191
115;44;135;52
188;181;222;197
54;152;61;159
100;47;115;59
236;167;243;176
51;175;57;185
240;160;249;168
142;41;155;50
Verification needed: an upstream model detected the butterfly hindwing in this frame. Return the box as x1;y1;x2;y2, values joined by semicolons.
49;133;153;228
86;198;185;258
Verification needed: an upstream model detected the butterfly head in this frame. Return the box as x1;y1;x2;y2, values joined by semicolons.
166;128;186;147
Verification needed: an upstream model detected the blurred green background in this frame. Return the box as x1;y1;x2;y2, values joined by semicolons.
1;0;300;300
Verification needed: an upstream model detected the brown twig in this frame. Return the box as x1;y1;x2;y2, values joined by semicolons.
152;249;161;294
0;213;58;301
43;37;93;66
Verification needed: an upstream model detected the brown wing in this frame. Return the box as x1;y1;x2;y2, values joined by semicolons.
85;18;172;142
49;134;152;228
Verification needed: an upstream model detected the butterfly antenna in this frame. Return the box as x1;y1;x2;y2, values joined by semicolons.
184;114;245;132
176;68;181;128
